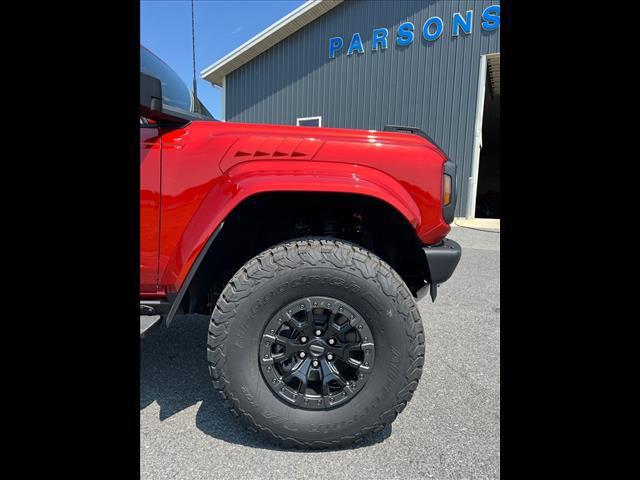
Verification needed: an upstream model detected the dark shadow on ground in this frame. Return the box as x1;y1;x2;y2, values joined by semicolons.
140;314;391;451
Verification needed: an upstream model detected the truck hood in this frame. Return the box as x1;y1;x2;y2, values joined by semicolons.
192;120;446;165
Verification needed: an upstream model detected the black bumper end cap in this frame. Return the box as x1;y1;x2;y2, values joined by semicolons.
421;238;462;302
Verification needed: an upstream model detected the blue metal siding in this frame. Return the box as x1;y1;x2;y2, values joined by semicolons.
225;0;500;216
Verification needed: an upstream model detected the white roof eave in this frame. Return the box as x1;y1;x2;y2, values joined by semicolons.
201;0;343;86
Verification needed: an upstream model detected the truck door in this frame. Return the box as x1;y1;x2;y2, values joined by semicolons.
140;121;162;293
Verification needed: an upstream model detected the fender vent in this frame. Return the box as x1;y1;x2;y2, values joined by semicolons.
221;136;324;172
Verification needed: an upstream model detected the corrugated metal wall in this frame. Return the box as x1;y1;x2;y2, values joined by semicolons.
225;0;500;217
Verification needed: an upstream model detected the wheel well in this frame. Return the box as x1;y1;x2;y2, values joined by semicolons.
182;192;429;314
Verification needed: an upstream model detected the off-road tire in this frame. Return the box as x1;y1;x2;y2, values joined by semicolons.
206;239;425;449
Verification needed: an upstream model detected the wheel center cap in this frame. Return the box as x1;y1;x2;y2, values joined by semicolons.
309;342;325;356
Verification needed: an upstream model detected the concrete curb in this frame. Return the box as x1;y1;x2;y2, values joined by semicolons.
452;218;500;231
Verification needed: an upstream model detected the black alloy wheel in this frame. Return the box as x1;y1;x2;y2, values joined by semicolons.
259;296;375;409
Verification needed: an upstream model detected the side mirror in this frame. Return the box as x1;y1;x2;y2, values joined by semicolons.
140;73;163;118
139;72;199;124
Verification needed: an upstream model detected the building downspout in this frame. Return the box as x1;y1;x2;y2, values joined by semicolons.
465;54;487;219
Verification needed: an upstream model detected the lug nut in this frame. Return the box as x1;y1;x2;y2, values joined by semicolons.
327;353;334;361
328;338;335;345
312;360;319;367
299;352;306;358
315;329;322;336
300;336;307;343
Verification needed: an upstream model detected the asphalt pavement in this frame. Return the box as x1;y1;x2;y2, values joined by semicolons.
140;226;500;479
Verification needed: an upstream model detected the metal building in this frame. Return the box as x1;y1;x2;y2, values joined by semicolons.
202;0;501;219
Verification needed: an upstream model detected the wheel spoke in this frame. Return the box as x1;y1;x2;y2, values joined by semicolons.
282;358;311;392
328;342;360;363
325;316;350;338
290;310;313;334
305;307;315;327
271;351;287;361
346;356;363;368
319;359;347;395
274;334;298;357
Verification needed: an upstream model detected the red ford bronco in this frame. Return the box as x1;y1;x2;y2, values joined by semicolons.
140;45;461;448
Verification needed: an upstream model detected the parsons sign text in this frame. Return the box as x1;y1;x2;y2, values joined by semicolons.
328;4;500;59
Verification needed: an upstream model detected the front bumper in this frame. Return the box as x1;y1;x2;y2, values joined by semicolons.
417;238;462;301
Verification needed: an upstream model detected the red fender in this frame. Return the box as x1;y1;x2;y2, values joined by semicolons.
159;160;422;293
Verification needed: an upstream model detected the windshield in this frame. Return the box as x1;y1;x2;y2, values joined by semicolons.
140;45;214;119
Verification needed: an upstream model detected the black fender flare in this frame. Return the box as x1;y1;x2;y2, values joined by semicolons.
163;222;224;327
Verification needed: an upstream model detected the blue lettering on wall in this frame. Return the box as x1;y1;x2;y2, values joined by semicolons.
347;32;365;55
327;5;499;58
372;28;389;50
422;16;444;41
481;5;500;31
396;22;414;47
328;36;343;58
452;10;473;36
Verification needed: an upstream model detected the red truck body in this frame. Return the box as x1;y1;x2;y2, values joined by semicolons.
141;121;452;299
139;44;464;447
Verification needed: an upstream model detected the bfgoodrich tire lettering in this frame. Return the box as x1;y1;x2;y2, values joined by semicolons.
206;239;425;449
